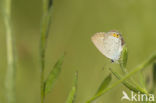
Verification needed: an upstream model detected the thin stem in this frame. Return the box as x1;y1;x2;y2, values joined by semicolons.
86;54;156;103
40;0;53;103
120;61;145;91
4;0;16;103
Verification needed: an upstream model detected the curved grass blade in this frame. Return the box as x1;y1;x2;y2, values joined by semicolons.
109;68;147;94
86;53;156;103
96;74;112;95
66;72;78;103
44;55;64;95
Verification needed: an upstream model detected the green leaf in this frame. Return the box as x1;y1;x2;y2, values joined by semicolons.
153;62;156;86
138;71;146;89
96;74;112;95
119;45;128;72
109;68;145;93
44;54;64;95
66;72;78;103
86;54;156;103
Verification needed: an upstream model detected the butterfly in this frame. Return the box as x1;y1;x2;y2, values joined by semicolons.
91;31;125;62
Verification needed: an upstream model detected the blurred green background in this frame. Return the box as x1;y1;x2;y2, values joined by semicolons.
0;0;156;103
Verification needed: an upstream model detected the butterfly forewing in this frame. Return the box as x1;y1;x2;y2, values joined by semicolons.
91;32;108;56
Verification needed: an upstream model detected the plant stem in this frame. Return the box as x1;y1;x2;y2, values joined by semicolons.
4;0;16;103
86;54;156;103
40;0;53;103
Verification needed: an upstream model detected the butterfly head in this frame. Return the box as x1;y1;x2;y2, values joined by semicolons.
111;32;120;38
108;31;125;46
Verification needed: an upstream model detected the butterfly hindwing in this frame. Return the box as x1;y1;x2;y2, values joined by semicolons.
91;32;123;61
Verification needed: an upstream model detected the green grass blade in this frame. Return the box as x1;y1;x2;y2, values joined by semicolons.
66;72;78;103
44;55;64;95
138;71;146;89
110;68;147;94
4;0;16;103
151;62;156;94
153;62;156;86
86;53;156;103
119;45;128;72
40;0;54;102
95;74;112;95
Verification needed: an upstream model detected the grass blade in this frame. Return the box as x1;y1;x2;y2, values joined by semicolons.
151;62;156;93
45;55;64;95
95;74;112;95
86;53;156;103
40;0;54;102
66;72;78;103
153;62;156;86
4;0;16;103
138;71;146;89
119;45;128;72
110;68;147;94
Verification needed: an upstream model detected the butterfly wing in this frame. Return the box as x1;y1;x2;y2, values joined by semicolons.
91;32;106;54
103;35;122;61
91;32;122;61
91;32;110;57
